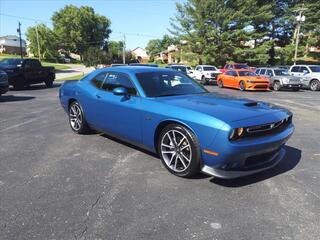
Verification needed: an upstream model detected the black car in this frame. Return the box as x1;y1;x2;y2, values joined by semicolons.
0;70;9;96
0;58;55;90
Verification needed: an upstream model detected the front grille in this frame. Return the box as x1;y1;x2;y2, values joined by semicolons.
211;73;219;78
254;85;268;88
244;116;292;138
245;149;279;167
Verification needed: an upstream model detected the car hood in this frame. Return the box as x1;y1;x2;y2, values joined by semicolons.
203;71;221;74
157;93;287;123
0;65;18;71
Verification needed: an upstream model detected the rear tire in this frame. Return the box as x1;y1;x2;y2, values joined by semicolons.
69;101;91;134
45;74;54;88
239;81;246;91
310;79;320;91
158;124;200;178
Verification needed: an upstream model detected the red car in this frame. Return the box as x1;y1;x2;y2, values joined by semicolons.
220;63;251;73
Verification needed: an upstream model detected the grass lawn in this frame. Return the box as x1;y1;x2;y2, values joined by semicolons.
57;74;85;81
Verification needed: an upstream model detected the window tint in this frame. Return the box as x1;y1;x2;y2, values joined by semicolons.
299;66;309;73
102;72;137;95
260;69;266;75
309;66;320;72
229;71;238;76
238;71;256;76
32;60;41;67
25;60;32;68
291;66;300;72
255;69;260;74
91;72;107;88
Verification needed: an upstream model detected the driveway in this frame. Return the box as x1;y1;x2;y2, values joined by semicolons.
55;64;95;80
0;85;319;240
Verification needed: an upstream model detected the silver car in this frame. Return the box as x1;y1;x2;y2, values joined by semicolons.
256;67;302;91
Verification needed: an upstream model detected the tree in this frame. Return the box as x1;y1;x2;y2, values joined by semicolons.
26;23;59;60
146;35;178;61
52;5;111;60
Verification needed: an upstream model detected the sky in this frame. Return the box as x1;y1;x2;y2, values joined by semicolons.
0;0;185;50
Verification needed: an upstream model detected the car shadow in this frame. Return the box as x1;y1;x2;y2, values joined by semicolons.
0;95;35;102
210;145;301;187
9;83;62;91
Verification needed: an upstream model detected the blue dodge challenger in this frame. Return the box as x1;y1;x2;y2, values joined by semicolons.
59;67;294;178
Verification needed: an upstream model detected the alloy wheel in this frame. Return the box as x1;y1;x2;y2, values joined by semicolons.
69;103;83;131
310;80;320;91
160;130;192;173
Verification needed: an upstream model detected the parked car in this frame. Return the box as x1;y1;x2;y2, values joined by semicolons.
220;63;251;73
289;65;320;91
129;63;158;67
256;67;302;91
166;64;195;78
111;64;128;67
59;66;294;178
217;70;269;91
0;70;9;96
194;65;221;84
0;58;55;90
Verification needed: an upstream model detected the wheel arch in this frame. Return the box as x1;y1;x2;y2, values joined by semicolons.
68;98;78;109
153;119;198;153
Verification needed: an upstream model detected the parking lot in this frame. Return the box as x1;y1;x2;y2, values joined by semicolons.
0;83;320;240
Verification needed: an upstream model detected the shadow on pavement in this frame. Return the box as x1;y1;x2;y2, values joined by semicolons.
210;145;301;187
10;83;62;91
0;95;35;102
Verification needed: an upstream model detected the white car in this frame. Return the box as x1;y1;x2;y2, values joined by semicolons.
194;65;221;85
289;65;320;91
166;65;195;79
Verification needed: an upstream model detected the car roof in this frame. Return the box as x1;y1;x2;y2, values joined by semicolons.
97;66;175;74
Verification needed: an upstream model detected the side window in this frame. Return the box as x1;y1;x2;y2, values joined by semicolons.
299;66;309;73
225;71;231;76
255;69;260;74
291;66;300;72
229;71;237;76
32;60;41;68
260;69;266;75
91;72;107;88
266;70;273;76
102;72;137;96
24;60;32;69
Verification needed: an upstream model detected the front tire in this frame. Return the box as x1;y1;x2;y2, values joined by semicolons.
45;74;54;88
69;101;91;134
158;124;200;177
273;81;281;91
310;79;320;91
201;76;207;85
239;81;246;91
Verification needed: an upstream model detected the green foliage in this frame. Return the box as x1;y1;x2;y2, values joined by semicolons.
170;0;320;66
82;47;110;67
52;5;111;59
26;23;59;60
146;34;178;60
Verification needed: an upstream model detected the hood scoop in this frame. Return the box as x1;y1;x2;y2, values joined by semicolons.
244;102;259;107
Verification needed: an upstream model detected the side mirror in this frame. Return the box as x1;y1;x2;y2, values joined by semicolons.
113;87;128;96
303;70;309;75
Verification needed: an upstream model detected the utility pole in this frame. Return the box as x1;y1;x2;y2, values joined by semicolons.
17;22;23;59
293;6;307;65
122;34;126;64
35;24;41;61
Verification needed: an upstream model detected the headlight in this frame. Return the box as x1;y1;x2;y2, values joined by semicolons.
282;78;289;84
229;128;244;140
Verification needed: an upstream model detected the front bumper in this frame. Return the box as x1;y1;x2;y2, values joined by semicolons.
0;85;9;95
201;124;294;178
282;83;302;88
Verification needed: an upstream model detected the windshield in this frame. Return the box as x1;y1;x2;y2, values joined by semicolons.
238;71;257;76
203;66;217;71
136;71;207;97
234;64;249;69
274;69;289;76
0;58;22;66
309;66;320;72
171;66;187;73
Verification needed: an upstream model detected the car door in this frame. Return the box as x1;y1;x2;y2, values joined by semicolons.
290;66;300;77
23;60;36;83
31;60;43;83
299;66;310;77
230;71;239;88
95;71;142;143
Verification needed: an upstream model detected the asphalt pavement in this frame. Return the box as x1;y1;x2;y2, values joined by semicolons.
0;83;319;240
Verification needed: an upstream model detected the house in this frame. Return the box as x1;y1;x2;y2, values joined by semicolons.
0;35;27;55
131;47;150;63
155;44;179;64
